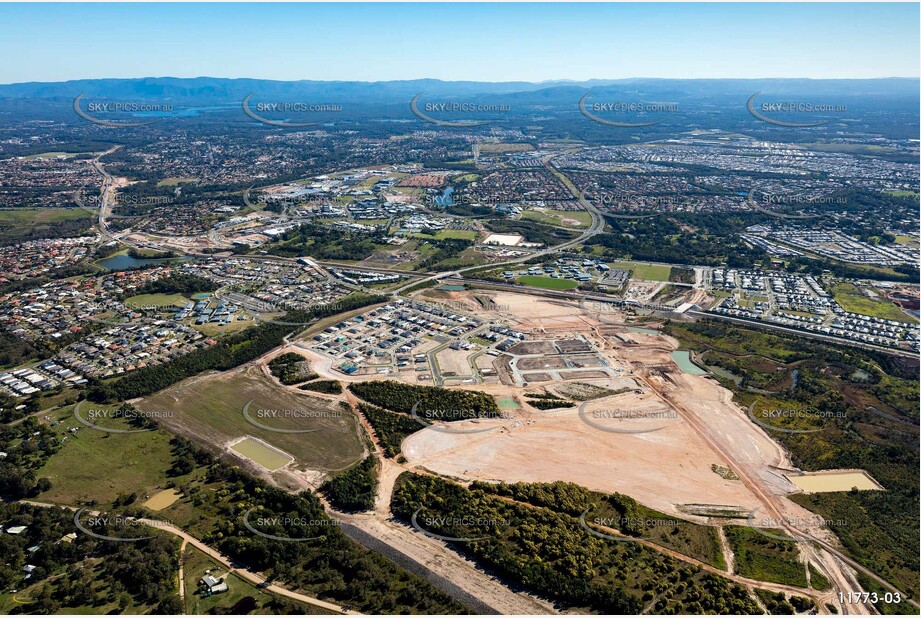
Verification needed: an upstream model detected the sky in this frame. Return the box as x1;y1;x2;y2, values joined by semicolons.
0;3;918;84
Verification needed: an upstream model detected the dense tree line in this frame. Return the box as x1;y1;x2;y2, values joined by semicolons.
525;398;573;410
355;403;422;458
348;380;500;421
392;473;759;614
89;319;292;402
299;379;343;395
320;455;378;512
471;479;594;516
474;480;725;568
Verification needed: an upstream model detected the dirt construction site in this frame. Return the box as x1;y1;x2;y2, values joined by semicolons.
282;289;833;532
244;288;882;614
399;292;796;520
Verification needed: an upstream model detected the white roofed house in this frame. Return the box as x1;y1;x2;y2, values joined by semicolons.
199;574;229;596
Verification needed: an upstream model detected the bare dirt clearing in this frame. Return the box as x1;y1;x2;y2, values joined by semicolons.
403;393;763;518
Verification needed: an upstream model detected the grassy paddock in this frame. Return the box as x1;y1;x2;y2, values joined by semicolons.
518;275;579;290
522;209;592;229
137;370;364;472
35;405;190;506
830;282;917;323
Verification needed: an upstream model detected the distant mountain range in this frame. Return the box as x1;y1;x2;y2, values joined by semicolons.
0;77;917;104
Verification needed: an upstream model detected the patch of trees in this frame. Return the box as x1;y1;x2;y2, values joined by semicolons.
0;502;179;613
486;218;579;246
0;418;57;499
168;436;214;477
348;380;500;421
320;455;377;512
127;247;176;259
808;563;830;591
587;213;766;268
669;267;696;284
99;534;180;608
299;379;342;395
95;242;121;258
444;202;494;218
268;352;315;385
472;480;593;516
415;237;473;271
392;473;758;614
757;589;792;614
725;526;807;588
355;403;421;458
120;272;218;299
266;222;385;261
0;330;42;370
193;454;470;614
0;391;40;423
473;479;725;569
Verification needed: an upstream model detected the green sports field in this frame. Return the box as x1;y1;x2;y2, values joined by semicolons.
408;229;478;241
518;275;580;290
609;260;673;282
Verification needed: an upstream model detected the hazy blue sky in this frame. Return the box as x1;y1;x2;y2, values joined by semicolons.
1;3;918;83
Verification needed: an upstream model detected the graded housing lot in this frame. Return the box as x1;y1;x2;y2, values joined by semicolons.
136;364;366;483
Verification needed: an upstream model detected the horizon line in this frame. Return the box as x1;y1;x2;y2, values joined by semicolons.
3;75;920;88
